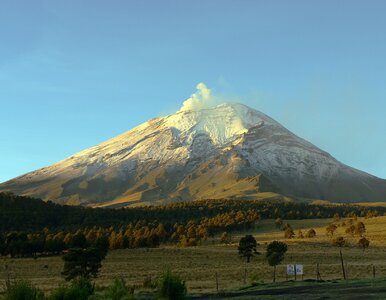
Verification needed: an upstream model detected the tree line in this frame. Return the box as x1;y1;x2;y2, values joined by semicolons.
0;208;260;257
1;192;385;257
1;192;384;232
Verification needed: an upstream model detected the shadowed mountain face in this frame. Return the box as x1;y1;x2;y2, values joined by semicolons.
1;103;386;207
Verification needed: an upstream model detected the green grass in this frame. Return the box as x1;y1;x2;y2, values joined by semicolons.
191;278;386;299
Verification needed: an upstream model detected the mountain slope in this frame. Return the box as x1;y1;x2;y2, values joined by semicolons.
1;103;385;206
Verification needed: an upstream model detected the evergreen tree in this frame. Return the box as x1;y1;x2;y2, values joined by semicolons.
238;235;258;263
69;233;87;248
266;241;288;282
62;247;105;281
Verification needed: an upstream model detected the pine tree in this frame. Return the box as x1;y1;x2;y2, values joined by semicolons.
266;241;288;282
238;235;258;263
61;247;105;281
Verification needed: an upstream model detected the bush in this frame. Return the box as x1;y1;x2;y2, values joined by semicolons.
305;229;316;238
358;237;370;252
143;276;157;289
158;271;187;300
49;277;94;300
220;232;231;244
4;280;44;300
104;277;133;300
284;228;295;239
332;236;347;248
249;273;263;286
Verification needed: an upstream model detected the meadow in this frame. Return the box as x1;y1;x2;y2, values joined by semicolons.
1;215;386;297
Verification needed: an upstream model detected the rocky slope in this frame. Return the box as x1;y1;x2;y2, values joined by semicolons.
1;102;385;207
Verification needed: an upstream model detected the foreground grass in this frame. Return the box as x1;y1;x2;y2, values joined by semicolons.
192;278;386;299
3;277;386;299
1;216;386;295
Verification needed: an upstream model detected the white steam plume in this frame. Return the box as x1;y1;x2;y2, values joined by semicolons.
179;83;216;112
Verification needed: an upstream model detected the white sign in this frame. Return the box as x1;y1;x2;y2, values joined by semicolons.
287;264;303;275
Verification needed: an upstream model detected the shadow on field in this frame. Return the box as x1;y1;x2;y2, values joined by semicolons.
191;279;386;300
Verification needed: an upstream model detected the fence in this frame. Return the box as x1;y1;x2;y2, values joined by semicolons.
207;263;386;292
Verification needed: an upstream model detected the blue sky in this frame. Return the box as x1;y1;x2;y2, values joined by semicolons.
1;0;386;182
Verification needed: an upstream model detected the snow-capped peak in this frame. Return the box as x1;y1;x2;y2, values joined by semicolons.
164;102;276;146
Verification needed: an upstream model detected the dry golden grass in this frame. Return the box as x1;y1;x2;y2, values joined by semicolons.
356;202;386;208
1;216;386;294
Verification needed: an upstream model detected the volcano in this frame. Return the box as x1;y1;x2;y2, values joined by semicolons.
1;101;385;207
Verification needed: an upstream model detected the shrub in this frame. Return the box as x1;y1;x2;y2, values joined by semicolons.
104;277;133;300
326;224;337;236
345;225;356;236
249;273;263;286
49;277;94;300
4;280;44;300
178;236;197;247
305;229;316;238
284;228;295;239
355;222;366;237
158;271;187;300
143;275;157;289
282;223;292;231
220;232;231;244
332;236;346;247
274;218;283;228
358;237;370;252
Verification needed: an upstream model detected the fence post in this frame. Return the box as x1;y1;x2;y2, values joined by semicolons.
294;263;297;281
339;249;346;280
316;263;319;281
373;265;376;279
215;272;219;292
316;263;322;281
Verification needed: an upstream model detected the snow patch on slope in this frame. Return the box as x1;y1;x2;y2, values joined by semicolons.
166;102;277;146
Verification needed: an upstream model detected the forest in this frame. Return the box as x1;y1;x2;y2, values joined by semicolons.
0;192;384;257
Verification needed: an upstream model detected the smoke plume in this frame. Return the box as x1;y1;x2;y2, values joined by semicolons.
179;83;216;112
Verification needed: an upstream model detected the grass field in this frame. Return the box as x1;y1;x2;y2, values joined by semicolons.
1;216;386;297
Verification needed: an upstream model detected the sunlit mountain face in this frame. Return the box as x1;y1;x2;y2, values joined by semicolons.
2;98;385;207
